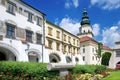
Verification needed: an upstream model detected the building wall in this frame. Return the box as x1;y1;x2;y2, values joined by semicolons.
109;42;120;69
80;41;99;64
45;21;84;64
0;0;49;63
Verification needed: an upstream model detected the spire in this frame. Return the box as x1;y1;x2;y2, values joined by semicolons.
81;8;90;26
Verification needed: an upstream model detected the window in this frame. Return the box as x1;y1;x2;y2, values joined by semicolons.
73;39;75;45
83;56;85;61
7;2;15;15
48;27;52;36
19;7;22;14
28;12;33;22
68;36;71;42
36;33;42;44
92;56;94;60
77;48;79;54
26;30;33;43
64;45;67;52
77;40;79;46
63;34;66;41
48;40;52;49
37;17;42;26
56;31;60;39
92;48;94;53
6;24;15;38
83;48;85;53
116;50;120;57
56;42;60;51
73;48;75;54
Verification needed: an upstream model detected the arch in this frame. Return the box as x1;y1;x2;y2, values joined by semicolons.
27;49;42;62
49;53;61;63
66;56;72;63
116;61;120;69
0;42;19;61
5;20;17;26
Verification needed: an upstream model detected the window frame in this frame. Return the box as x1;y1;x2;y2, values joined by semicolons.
36;16;42;26
6;23;15;39
56;30;60;39
48;27;53;36
36;33;42;44
27;12;33;23
48;40;53;49
26;30;33;43
6;1;16;15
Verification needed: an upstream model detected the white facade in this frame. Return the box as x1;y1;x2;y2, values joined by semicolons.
109;42;120;69
0;0;49;63
80;39;99;65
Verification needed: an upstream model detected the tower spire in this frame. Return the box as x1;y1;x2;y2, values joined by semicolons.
81;8;90;26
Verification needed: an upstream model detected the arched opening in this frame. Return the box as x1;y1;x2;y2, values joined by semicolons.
27;49;41;62
116;61;120;69
0;52;6;60
0;47;16;61
28;51;39;62
49;53;61;63
66;56;72;63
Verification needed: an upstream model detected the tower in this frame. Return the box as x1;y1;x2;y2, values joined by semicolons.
77;8;94;38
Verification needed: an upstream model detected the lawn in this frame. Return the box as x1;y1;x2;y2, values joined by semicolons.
103;70;120;80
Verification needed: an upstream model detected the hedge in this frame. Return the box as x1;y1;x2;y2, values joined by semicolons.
0;61;107;79
0;61;59;79
70;65;107;74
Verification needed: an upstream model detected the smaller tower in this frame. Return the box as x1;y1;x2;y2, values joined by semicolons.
77;8;94;38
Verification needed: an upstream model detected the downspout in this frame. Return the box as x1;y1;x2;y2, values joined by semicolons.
42;15;46;63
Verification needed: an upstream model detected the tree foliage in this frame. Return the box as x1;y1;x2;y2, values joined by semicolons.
95;42;103;64
101;52;112;66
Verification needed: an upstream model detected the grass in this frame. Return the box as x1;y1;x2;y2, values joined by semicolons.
103;70;120;80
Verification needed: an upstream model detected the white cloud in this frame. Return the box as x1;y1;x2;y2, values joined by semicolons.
72;0;79;8
65;0;79;9
90;0;120;10
117;21;120;25
92;24;100;36
54;18;59;25
101;26;120;48
65;2;71;9
59;17;80;35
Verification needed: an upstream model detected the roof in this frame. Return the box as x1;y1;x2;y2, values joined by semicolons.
46;20;79;39
80;36;98;43
103;45;113;51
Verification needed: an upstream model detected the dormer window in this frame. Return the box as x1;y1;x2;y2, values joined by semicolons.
28;12;33;23
7;2;16;15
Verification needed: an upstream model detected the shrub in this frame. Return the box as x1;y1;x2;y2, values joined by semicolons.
0;61;59;79
70;65;106;74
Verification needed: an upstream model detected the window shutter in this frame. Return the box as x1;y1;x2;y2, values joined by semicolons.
1;0;6;6
16;27;25;39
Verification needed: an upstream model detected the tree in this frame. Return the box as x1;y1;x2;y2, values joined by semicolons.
95;42;103;65
101;52;111;66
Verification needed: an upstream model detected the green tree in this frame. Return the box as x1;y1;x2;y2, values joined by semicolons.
101;52;112;66
95;42;103;65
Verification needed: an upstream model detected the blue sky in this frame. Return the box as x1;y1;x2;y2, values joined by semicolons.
23;0;120;48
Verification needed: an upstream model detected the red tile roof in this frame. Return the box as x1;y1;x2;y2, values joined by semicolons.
80;36;98;43
103;45;113;51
